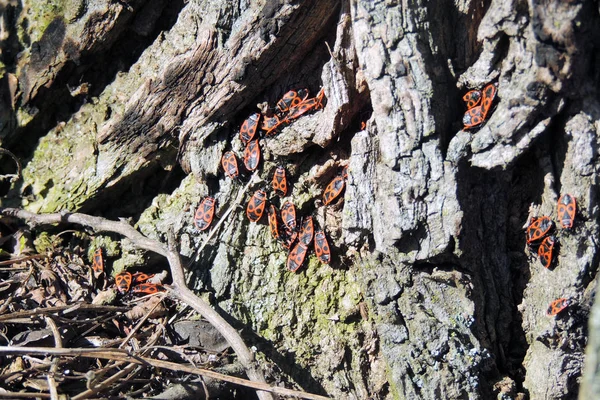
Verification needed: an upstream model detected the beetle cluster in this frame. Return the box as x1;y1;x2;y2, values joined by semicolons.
194;86;349;272
218;87;326;180
525;193;577;269
244;163;347;272
115;271;164;295
525;193;577;317
91;248;164;295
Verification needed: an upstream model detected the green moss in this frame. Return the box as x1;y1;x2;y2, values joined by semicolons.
19;117;98;212
18;0;69;45
16;108;35;127
33;231;61;254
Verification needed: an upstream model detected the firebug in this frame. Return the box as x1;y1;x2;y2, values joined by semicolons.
281;201;297;231
243;140;261;171
299;216;314;245
287;242;309;272
480;83;497;117
132;272;154;284
314;230;331;264
240;113;261;144
547;298;570;316
92;248;104;274
115;272;133;294
323;169;347;205
246;189;267;222
287;88;325;121
194;196;216;231
132;283;164;295
261;115;286;136
462;83;497;129
268;204;282;240
277;89;309;115
221;151;239;179
272;166;288;197
526;216;554;245
537;235;556;269
557;193;576;229
463;106;484;129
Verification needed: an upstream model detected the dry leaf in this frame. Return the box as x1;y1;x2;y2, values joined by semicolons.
28;288;47;305
125;296;166;320
92;288;118;305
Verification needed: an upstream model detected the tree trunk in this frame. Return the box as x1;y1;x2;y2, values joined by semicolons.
1;0;599;398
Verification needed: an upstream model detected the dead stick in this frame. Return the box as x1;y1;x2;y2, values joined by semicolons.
44;317;62;400
0;393;51;399
0;207;272;400
0;346;331;400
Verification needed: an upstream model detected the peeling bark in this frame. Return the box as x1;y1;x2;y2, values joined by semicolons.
2;0;600;398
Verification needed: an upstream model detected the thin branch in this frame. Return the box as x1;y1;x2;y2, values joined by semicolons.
0;304;129;323
119;293;167;349
44;317;62;400
0;207;273;400
0;346;331;400
72;363;138;400
0;393;52;399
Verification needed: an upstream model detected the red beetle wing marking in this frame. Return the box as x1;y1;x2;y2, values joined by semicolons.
115;272;133;293
287;242;309;272
246;190;267;222
323;176;346;205
462;106;484;129
194;197;216;231
132;272;155;284
268;204;281;240
547;298;569;316
132;283;164;294
276;89;309;115
299;216;314;245
480;83;497;118
276;91;296;114
92;248;104;274
293;89;310;106
281;201;297;231
314;230;331;264
557;193;576;229
462;90;482;110
261;115;286;136
526;216;554;244
240;113;261;144
243;140;261;171
288;99;316;120
272;166;288;197
537;236;556;269
221;151;239;179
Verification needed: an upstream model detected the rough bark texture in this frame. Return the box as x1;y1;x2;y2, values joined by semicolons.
2;0;600;399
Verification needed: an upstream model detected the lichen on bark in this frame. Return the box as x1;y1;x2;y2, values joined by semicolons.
2;0;600;398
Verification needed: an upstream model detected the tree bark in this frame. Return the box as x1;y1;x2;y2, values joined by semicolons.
1;0;599;399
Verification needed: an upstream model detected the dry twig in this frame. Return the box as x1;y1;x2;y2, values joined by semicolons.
0;346;331;400
0;208;277;399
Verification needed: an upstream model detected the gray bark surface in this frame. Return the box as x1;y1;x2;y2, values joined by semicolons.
1;0;599;399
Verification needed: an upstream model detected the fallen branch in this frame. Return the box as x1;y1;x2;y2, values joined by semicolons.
0;346;331;400
0;208;275;400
